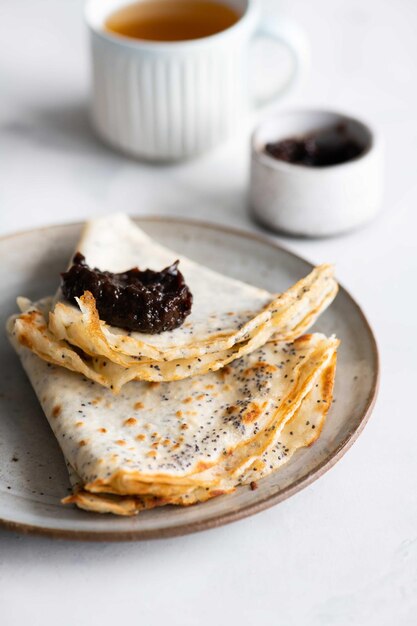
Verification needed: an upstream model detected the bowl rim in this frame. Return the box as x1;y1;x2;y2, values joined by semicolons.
251;108;380;175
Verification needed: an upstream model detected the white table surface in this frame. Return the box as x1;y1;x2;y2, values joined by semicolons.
1;1;417;624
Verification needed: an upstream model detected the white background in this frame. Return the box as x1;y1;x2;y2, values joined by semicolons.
1;1;417;624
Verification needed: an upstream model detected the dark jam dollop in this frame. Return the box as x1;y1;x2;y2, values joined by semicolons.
61;252;193;334
264;124;364;167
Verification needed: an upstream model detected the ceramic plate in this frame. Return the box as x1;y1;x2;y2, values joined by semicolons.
0;218;378;540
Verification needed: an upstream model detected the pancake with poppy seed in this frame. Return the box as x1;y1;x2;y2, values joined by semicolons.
9;214;338;388
6;213;340;515
64;355;336;515
7;323;338;514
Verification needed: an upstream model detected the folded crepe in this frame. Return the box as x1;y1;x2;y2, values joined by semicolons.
8;326;338;515
10;214;338;388
7;214;340;515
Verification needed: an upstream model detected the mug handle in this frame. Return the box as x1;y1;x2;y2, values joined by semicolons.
250;15;310;107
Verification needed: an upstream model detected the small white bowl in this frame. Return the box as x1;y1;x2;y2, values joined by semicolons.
249;109;383;237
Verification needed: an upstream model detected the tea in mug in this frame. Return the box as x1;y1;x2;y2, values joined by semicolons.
105;0;240;42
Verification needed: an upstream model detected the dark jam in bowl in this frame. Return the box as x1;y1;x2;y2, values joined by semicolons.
264;124;365;167
61;252;193;334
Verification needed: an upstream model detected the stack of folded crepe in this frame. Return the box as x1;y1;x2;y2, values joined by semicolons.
7;214;339;515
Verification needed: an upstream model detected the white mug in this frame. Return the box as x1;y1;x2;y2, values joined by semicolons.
85;0;309;161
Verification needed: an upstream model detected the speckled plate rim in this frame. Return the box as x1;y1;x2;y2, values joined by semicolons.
0;216;379;541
